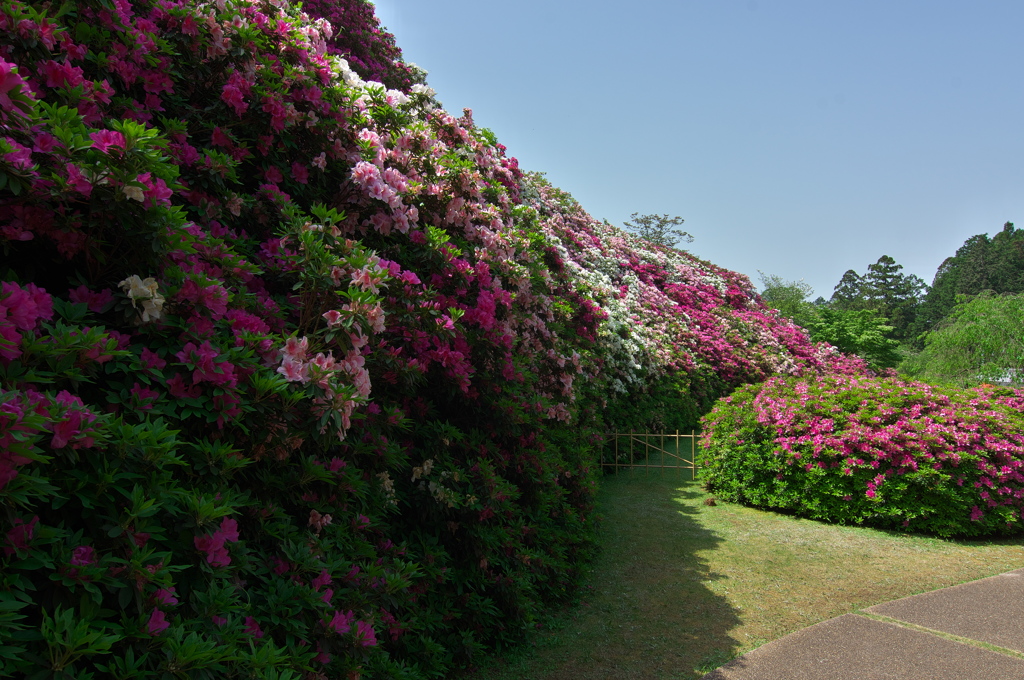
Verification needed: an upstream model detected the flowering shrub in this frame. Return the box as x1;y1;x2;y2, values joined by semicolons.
0;0;597;676
0;0;851;676
522;175;866;432
699;375;1024;537
300;0;425;91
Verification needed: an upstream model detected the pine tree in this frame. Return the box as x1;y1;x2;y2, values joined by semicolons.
861;256;926;340
830;269;864;309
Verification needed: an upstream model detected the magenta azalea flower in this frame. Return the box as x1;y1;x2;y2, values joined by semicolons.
147;609;169;635
354;620;377;647
0;59;29;112
89;129;126;154
243;616;264;638
70;545;96;566
328;609;353;635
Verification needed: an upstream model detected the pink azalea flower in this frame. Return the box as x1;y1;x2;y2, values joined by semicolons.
277;357;309;383
221;84;247;115
354;620;377;647
32;132;56;153
140;347;166;370
70;545;96;566
217;518;239;542
2;138;32;170
3;516;38;556
68;285;112;313
264;165;283;184
1;282;53;330
0;60;25;110
147;608;169;635
283;336;308;359
153;588;179;606
328;610;354;635
310;569;331;591
143;176;173;207
194;517;240;567
130;382;159;405
243;616;264;638
89;129;126;154
210;126;232;147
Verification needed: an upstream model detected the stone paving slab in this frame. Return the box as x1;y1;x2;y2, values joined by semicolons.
866;568;1024;654
700;613;1024;680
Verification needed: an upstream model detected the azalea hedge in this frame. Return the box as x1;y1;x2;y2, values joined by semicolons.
0;0;602;676
699;375;1024;537
0;0;852;677
523;175;869;433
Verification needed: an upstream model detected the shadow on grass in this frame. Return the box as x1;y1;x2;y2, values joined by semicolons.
466;471;742;680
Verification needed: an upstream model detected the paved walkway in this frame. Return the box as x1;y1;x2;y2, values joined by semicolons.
701;568;1024;679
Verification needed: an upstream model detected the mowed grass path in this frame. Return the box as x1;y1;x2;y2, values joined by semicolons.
466;471;1024;679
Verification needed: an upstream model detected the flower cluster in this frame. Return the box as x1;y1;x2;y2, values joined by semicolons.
0;282;53;362
700;375;1024;537
194;517;240;567
301;0;425;91
522;175;861;432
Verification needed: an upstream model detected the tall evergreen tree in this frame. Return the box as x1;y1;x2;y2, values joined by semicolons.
830;270;865;309
828;256;926;341
861;256;927;340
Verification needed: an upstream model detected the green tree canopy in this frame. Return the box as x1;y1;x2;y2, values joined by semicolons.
903;292;1024;387
808;308;902;371
623;213;693;248
757;272;818;328
912;222;1024;339
828;256;927;341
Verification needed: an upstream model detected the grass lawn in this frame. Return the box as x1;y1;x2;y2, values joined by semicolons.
463;469;1024;679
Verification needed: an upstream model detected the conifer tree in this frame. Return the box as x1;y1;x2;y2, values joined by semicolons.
830;269;865;309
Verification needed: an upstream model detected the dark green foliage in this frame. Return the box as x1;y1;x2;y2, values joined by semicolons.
601;373;706;434
829;270;865;310
912;222;1024;340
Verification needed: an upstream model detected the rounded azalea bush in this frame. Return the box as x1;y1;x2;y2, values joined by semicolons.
699;375;1024;537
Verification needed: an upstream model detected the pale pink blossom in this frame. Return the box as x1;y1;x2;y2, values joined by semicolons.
322;310;342;327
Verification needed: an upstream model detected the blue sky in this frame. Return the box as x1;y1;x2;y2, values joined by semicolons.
370;1;1023;299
